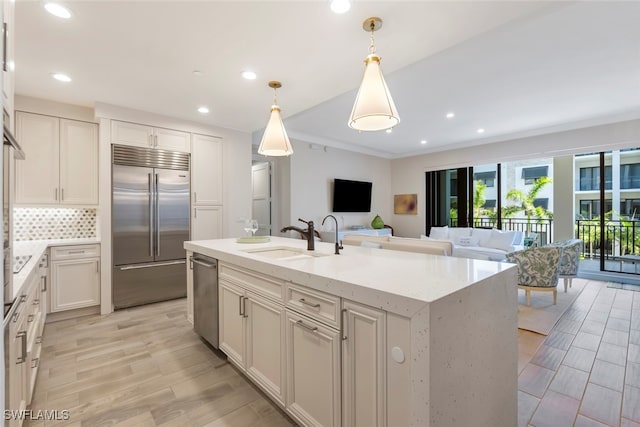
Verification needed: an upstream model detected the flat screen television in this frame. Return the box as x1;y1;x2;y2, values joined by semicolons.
332;178;372;212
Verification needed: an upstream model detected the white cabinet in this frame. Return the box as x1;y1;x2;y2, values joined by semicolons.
191;133;223;239
15;112;98;205
5;293;28;427
192;133;223;205
3;0;15;127
285;309;341;427
50;244;100;312
111;120;190;153
192;205;222;240
218;264;286;405
342;300;386;427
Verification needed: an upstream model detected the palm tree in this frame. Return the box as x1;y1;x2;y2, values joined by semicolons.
503;176;553;235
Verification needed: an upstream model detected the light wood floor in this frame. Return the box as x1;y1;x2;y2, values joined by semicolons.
25;300;296;427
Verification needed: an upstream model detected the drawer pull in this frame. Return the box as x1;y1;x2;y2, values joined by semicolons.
67;250;86;255
36;336;43;344
341;308;348;341
31;358;40;368
27;314;35;323
299;298;320;308
16;331;27;364
296;320;318;332
33;299;40;306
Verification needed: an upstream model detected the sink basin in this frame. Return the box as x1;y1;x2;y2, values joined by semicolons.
243;246;330;260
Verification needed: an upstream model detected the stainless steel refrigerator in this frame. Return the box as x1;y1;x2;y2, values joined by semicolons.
112;144;190;309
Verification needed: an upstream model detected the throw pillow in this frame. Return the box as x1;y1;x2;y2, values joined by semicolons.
429;226;449;240
471;228;493;247
448;227;472;241
457;235;480;247
486;229;516;252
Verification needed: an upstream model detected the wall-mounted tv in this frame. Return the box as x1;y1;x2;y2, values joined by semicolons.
332;178;372;212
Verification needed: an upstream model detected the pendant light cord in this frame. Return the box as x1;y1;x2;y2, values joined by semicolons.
368;22;376;54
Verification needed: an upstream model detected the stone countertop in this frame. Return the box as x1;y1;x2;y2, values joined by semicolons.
185;236;515;317
12;238;101;301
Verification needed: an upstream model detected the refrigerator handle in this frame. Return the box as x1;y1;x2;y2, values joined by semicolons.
155;173;160;257
148;173;153;257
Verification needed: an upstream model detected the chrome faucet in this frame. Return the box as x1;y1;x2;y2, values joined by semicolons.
322;214;343;255
281;218;315;251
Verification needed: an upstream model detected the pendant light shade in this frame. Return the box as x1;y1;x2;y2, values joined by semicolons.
258;81;293;157
349;17;400;132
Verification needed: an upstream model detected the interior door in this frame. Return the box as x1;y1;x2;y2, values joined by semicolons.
155;168;190;261
112;164;154;266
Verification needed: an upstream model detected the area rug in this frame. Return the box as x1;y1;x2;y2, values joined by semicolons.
517;279;587;335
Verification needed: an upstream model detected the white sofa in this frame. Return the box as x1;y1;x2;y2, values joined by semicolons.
342;234;453;256
424;226;524;261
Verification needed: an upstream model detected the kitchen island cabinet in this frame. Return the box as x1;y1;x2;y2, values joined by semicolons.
185;237;518;427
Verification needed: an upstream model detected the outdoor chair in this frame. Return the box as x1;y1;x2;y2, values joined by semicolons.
505;246;562;306
548;239;583;292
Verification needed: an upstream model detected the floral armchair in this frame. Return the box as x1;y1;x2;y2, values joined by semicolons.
548;239;583;292
505;246;562;306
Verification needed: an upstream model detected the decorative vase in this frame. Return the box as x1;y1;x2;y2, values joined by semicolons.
371;214;384;229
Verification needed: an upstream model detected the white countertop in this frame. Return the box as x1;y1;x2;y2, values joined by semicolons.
185;237;515;317
11;238;101;301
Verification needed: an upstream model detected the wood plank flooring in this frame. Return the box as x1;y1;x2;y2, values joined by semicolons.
24;299;296;427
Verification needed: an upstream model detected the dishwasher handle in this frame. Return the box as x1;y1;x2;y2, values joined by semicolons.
190;257;217;269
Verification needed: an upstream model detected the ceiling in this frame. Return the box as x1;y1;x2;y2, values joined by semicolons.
14;1;640;159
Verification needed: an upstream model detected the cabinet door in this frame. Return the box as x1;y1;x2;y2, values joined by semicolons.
192;205;222;240
192;134;223;205
342;300;387;427
6;310;28;427
219;280;245;367
15;112;60;204
59;119;99;205
111;120;153;148
50;258;100;312
245;292;286;405
286;310;341;427
154;127;190;153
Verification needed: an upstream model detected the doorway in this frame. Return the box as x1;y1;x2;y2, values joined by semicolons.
252;161;272;236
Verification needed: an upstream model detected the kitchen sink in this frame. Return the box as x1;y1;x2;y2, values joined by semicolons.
243;246;330;260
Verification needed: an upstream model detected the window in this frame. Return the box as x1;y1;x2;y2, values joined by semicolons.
483;199;496;208
621;163;640;189
522;166;548;185
579;199;612;219
533;198;549;209
579;166;612;191
474;171;496;187
621;199;640;218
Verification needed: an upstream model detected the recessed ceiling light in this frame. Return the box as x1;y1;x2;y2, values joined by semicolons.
477;128;485;134
330;0;351;14
197;106;209;114
420;140;427;145
241;71;257;80
51;73;71;82
44;2;72;19
446;112;455;119
385;128;392;134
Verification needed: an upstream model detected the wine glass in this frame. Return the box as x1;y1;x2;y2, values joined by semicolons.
250;219;259;236
243;219;252;237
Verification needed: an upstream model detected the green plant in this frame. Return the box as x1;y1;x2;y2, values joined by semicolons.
503;176;553;234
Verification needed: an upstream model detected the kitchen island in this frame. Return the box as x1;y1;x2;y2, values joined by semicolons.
184;236;518;427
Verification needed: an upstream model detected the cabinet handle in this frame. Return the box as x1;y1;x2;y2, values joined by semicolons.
41;276;47;292
16;331;27;364
296;320;318;333
61;188;64;201
67;250;85;255
36;336;42;344
239;295;244;316
341;308;348;341
12;294;27;322
31;358;40;369
55;188;58;201
33;299;39;306
96;260;100;273
28;314;35;323
299;298;320;308
155;135;158;147
194;207;197;218
242;296;248;318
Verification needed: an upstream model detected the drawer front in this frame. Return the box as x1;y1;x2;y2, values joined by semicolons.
285;283;340;328
51;244;100;260
219;263;284;303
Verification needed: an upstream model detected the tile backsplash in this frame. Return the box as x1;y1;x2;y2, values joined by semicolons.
14;207;97;241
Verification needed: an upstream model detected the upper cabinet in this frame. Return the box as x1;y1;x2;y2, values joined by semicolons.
15;111;98;206
3;0;15;127
111;120;190;153
191;133;223;205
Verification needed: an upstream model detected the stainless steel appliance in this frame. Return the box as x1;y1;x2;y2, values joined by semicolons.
191;254;218;348
112;145;190;309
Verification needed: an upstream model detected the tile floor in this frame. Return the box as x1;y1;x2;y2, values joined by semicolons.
23;279;640;427
518;280;640;427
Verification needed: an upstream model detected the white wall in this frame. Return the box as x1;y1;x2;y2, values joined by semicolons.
391;119;640;238
16;95;95;122
286;139;392;233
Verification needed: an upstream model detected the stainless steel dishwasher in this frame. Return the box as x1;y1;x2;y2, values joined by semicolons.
191;254;219;349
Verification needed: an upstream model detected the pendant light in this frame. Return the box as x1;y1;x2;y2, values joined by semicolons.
258;81;293;156
348;17;400;132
